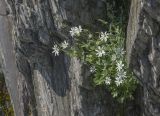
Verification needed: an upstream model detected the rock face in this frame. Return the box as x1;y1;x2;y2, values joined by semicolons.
127;0;160;116
0;0;145;115
0;0;118;116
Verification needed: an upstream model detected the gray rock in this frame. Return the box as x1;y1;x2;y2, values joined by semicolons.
127;0;160;115
0;0;141;116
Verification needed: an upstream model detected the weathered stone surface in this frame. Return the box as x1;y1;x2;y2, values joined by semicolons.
0;0;117;116
0;0;141;116
127;0;160;116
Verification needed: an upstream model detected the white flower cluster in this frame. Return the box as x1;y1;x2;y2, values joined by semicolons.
70;26;82;37
111;54;117;61
52;45;59;56
115;48;125;58
115;61;126;86
90;66;96;73
52;41;69;56
116;61;124;71
95;46;105;57
99;32;109;42
105;77;111;85
61;40;69;49
88;34;93;39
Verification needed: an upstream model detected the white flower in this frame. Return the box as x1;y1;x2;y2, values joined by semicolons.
115;70;126;86
90;66;96;73
111;54;116;61
95;46;105;57
52;44;59;56
115;76;123;86
61;41;69;49
117;71;127;79
88;34;93;39
113;92;118;98
70;25;82;37
115;48;125;57
116;61;124;72
105;77;111;85
99;32;109;42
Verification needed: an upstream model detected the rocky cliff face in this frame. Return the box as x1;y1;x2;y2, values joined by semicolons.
0;0;149;115
127;0;160;116
0;0;119;116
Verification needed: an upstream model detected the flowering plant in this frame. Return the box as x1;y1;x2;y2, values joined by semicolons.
52;22;138;102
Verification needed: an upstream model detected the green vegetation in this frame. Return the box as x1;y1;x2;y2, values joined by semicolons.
52;0;138;103
0;73;14;116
